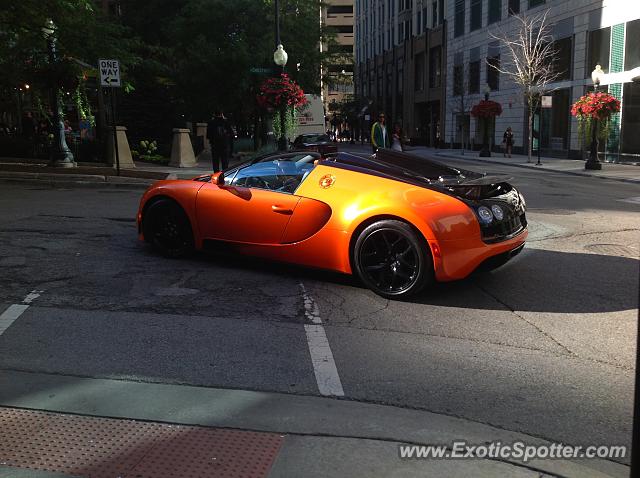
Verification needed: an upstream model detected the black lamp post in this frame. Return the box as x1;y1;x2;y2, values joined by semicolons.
585;65;604;170
42;20;75;168
479;84;492;157
273;0;288;151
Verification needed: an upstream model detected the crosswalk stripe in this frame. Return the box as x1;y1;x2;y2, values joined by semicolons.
300;283;345;397
0;304;29;335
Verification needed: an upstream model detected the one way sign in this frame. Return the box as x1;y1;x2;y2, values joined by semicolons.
99;59;121;87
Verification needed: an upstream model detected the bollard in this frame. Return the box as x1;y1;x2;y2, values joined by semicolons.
107;126;135;169
169;128;197;168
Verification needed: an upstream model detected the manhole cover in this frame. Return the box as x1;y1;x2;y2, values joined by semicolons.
584;244;638;257
527;208;576;215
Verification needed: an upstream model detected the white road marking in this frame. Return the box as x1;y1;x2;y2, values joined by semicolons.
0;290;42;336
300;283;344;397
23;290;43;304
618;196;640;205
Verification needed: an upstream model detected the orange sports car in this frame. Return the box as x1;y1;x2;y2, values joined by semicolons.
137;149;527;298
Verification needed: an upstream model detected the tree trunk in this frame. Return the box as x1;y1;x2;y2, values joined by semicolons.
527;108;533;163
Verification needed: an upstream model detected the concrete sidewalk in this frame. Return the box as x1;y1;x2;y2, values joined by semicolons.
415;148;640;184
0;370;630;478
2;145;639;188
0;153;250;188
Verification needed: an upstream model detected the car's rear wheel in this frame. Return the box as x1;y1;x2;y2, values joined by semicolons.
353;220;433;299
142;199;194;258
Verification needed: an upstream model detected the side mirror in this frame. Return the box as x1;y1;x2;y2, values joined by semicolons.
211;171;225;185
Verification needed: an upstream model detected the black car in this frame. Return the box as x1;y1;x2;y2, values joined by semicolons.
292;133;338;156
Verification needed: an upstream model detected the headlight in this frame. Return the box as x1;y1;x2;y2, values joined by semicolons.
477;206;493;224
491;204;504;221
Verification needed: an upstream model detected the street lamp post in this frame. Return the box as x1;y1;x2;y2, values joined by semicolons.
479;84;492;157
273;0;289;151
585;65;604;170
42;20;75;168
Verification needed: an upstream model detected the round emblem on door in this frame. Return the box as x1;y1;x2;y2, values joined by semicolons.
319;174;336;189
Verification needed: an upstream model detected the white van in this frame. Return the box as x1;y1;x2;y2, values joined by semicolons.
295;94;326;137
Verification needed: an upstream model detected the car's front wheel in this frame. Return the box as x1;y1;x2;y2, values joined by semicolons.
142;199;194;258
353;220;433;299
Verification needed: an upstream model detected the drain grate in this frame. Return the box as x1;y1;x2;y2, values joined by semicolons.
0;408;283;478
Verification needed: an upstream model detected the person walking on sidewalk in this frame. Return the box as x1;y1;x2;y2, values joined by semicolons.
370;113;390;153
391;123;406;152
207;111;233;172
503;127;514;158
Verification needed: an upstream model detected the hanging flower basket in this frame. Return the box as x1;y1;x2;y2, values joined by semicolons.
256;73;307;110
470;100;503;118
571;91;620;142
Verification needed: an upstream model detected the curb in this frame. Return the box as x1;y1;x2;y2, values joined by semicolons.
433;152;640;185
0;370;629;478
0;172;154;189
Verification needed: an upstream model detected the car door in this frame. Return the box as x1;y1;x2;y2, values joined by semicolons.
196;160;301;245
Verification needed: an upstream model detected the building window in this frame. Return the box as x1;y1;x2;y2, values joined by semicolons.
508;0;519;15
334;25;353;34
621;82;640;156
528;0;544;8
327;5;353;15
488;0;501;24
423;8;428;31
453;64;463;96
417;10;422;34
454;0;465;38
432;2;438;27
487;55;500;90
470;0;482;31
415;54;425;91
625;19;640;71
429;46;442;87
469;60;480;93
552;37;572;81
587;27;611;77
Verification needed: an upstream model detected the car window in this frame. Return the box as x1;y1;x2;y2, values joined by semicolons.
231;159;315;194
301;134;330;143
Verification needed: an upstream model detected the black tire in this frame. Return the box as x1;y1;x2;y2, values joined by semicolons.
142;199;194;258
353;220;433;299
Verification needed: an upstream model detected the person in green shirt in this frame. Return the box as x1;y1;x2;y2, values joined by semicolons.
370;113;390;152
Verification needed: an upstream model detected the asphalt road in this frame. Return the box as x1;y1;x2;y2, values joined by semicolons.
0;157;638;463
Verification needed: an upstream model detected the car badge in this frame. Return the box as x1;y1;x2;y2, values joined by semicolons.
319;174;336;189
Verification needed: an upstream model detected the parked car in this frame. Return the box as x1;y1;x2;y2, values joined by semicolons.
291;133;338;156
138;149;527;299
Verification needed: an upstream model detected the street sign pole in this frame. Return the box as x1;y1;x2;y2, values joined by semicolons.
99;59;122;175
538;96;553;166
110;88;120;176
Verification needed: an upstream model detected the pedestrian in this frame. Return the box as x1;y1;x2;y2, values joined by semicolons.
391;123;405;152
370;112;390;152
207;110;233;172
21;111;36;140
503;126;514;158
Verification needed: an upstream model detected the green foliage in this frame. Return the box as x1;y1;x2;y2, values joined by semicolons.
0;0;140;89
132;139;168;164
272;107;299;140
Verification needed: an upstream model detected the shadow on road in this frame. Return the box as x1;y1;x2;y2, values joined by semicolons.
203;246;638;314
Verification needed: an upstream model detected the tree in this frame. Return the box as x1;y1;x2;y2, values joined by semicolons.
489;9;560;162
117;0;336;143
451;61;472;153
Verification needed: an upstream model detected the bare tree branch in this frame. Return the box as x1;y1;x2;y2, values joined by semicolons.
488;8;560;162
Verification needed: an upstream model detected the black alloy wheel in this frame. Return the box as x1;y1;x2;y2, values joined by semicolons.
142;199;194;258
353;220;433;299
